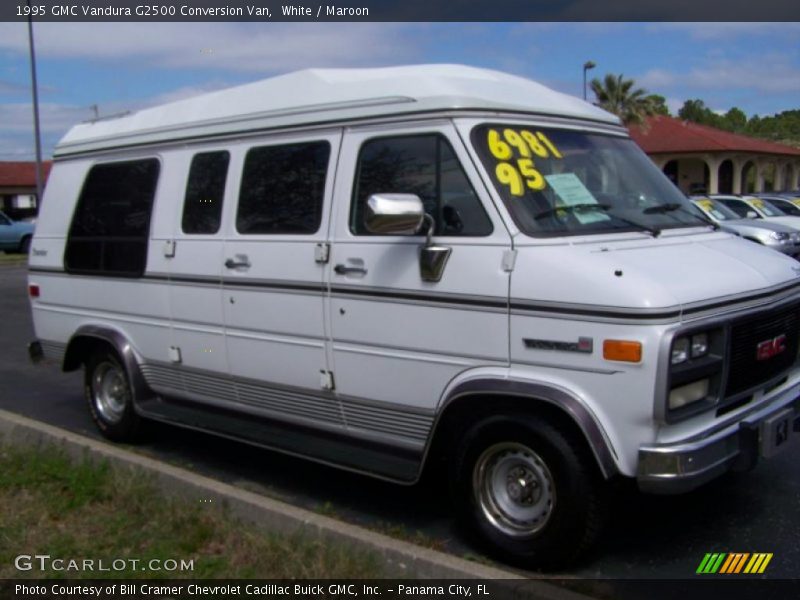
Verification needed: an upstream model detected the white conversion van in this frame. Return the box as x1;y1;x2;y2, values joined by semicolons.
28;65;800;567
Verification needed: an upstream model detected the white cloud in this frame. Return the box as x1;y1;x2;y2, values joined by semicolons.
648;22;800;40
0;23;421;73
640;55;800;94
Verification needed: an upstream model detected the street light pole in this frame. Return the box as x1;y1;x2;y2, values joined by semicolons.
26;0;44;207
583;60;596;101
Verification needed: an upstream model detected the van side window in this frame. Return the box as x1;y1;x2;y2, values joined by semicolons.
237;141;330;235
65;158;160;277
351;134;493;236
182;151;229;234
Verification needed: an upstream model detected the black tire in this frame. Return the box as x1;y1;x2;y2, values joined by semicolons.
18;236;31;254
451;415;607;569
84;349;141;442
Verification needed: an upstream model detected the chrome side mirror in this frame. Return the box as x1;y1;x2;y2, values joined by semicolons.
364;194;425;235
363;193;452;283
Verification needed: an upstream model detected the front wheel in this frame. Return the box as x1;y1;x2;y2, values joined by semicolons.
451;415;607;569
85;349;141;441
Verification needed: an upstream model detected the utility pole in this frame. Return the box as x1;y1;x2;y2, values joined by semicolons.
583;60;596;101
26;0;44;207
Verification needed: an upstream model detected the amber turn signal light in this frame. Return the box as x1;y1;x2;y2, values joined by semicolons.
603;339;642;362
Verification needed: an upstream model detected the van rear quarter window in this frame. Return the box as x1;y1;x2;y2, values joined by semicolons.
64;158;160;277
237;141;330;235
182;151;229;235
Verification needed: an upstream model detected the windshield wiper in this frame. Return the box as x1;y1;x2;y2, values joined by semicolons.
643;203;720;230
534;203;661;236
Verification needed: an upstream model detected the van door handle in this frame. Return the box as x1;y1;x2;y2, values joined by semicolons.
225;257;251;269
334;264;367;276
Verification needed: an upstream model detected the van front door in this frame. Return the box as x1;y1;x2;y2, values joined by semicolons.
327;123;511;469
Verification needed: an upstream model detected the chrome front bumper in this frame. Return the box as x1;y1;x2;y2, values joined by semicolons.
637;383;800;494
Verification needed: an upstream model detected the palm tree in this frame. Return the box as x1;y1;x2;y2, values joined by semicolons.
590;74;660;125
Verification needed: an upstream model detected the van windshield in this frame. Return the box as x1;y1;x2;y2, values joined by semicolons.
471;124;709;237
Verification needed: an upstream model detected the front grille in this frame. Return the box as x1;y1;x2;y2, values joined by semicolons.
725;301;800;398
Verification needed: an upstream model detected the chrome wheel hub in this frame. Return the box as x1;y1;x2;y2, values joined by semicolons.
92;362;128;424
473;442;555;537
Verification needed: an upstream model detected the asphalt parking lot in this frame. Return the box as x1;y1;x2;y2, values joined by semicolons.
2;262;799;581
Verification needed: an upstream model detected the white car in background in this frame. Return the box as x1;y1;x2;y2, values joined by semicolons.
691;197;800;257
711;194;800;230
755;194;800;218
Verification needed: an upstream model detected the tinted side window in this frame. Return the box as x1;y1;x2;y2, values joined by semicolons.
65;159;160;277
351;134;492;236
237;141;330;235
182;151;229;234
720;199;750;218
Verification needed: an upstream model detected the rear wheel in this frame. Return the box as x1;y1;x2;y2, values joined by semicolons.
451;415;607;569
85;349;141;441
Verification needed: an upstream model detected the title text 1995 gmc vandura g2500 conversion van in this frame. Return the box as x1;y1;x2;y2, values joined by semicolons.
28;65;800;567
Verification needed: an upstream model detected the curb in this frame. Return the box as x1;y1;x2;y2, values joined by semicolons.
0;409;593;598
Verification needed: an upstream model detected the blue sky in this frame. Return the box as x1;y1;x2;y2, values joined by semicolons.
1;22;799;159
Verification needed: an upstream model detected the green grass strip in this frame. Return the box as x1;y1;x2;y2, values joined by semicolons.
0;443;385;579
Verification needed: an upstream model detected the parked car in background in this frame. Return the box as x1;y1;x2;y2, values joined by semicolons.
711;194;800;230
0;210;34;253
753;194;800;217
691;197;800;257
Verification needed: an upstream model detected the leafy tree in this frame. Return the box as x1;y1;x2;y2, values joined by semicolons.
678;99;720;127
722;107;747;132
590;74;660;125
646;94;670;116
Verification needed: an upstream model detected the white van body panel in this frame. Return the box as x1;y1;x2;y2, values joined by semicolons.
28;66;800;505
56;65;618;157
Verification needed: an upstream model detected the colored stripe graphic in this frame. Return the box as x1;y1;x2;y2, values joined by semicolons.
697;553;726;574
720;553;749;574
697;553;773;574
744;553;773;574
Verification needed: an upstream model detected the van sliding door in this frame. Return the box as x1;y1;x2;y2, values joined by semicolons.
221;131;343;429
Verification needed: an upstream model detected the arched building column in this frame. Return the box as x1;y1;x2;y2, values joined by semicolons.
755;159;769;192
731;157;747;194
703;155;722;194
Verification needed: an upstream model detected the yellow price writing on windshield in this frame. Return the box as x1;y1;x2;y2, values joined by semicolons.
487;128;562;196
697;199;714;211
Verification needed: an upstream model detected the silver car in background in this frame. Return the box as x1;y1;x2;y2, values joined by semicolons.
692;197;800;258
753;194;800;218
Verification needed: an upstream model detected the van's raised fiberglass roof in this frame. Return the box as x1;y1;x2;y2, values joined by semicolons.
56;64;620;156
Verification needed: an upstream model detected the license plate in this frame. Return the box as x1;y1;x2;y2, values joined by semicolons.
760;409;796;458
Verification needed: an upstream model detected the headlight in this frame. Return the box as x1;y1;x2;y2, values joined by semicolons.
671;337;689;364
669;379;710;410
665;328;724;422
691;333;709;358
770;231;790;241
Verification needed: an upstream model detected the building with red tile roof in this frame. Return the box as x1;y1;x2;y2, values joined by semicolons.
0;161;52;219
629;116;800;194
